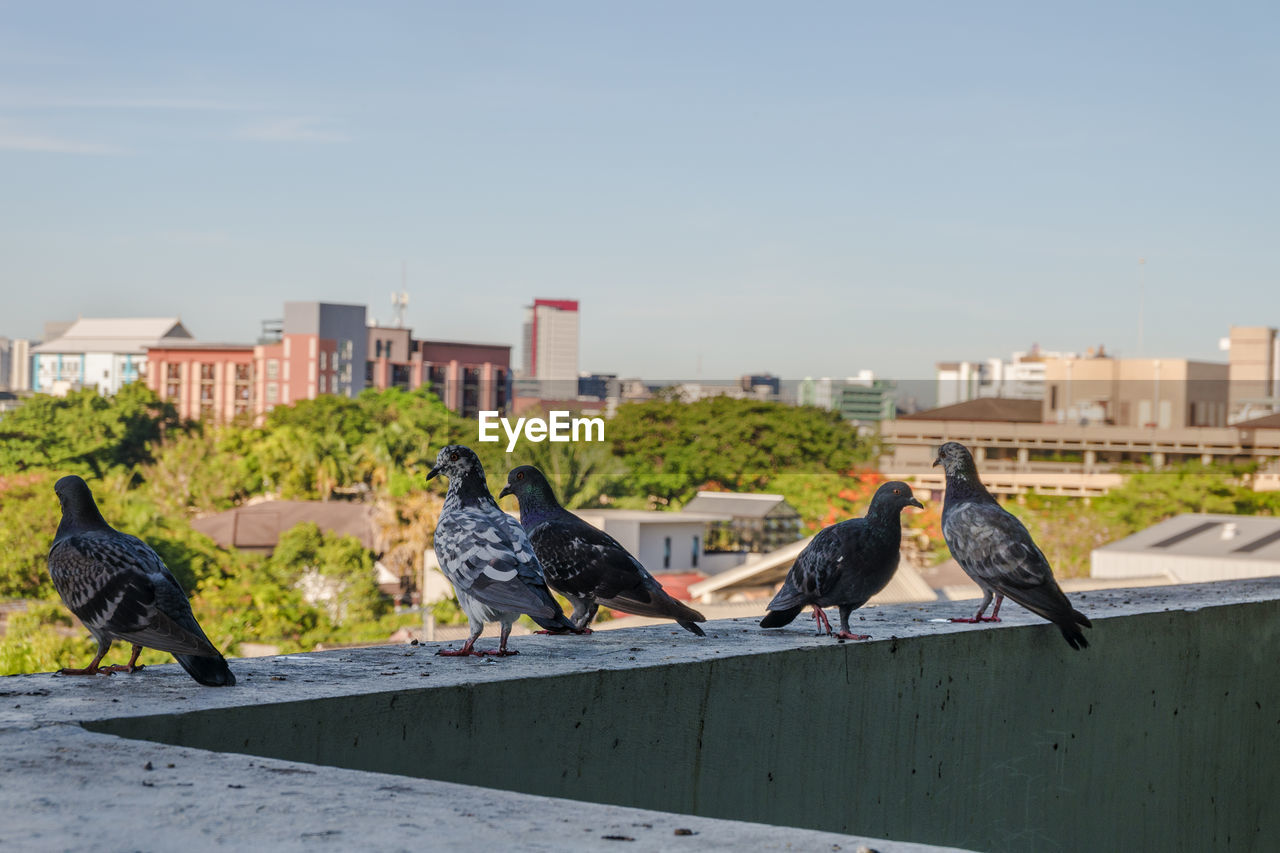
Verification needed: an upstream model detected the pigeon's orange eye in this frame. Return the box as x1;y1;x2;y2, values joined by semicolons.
894;488;901;494
517;472;525;480
450;452;459;461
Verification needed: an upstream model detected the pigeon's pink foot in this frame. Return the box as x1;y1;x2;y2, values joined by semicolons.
948;617;984;624
977;615;1001;623
833;631;870;641
478;648;519;656
56;666;109;676
436;646;481;657
534;629;570;635
100;664;145;673
811;607;833;635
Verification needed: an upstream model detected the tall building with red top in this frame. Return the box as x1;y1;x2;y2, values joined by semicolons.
521;298;579;398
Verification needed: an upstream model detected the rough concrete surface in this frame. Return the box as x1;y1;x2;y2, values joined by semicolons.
5;578;1279;851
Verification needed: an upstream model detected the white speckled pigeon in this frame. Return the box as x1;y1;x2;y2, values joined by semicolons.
760;481;922;639
428;446;579;656
46;475;236;686
499;465;707;636
934;441;1092;650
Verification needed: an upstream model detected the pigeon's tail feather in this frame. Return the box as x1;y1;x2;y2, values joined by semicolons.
677;620;706;637
530;611;578;633
1056;619;1090;651
597;583;707;629
760;605;804;629
175;653;236;687
1073;609;1092;628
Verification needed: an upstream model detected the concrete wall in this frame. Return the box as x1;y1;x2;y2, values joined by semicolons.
84;582;1280;852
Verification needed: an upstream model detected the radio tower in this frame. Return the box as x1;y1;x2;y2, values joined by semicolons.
391;261;409;327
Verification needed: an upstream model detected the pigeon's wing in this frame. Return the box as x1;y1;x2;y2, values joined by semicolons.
528;515;646;598
766;526;846;611
943;503;1053;589
943;502;1081;617
47;533;221;658
529;516;704;623
434;505;561;620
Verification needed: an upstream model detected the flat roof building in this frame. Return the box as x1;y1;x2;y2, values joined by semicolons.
1092;513;1280;583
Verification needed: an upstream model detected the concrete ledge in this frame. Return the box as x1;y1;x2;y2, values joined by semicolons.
6;578;1280;851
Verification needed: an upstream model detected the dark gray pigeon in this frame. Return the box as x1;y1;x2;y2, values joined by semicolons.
499;465;707;636
46;475;236;686
760;481;923;639
428;445;579;656
934;441;1092;650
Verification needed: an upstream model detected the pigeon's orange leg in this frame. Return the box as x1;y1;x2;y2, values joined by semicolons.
811;606;833;635
58;645;111;676
436;636;483;657
480;624;520;656
833;631;870;641
100;644;146;673
951;590;998;624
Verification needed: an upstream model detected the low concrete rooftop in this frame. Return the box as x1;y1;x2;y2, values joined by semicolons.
5;578;1279;851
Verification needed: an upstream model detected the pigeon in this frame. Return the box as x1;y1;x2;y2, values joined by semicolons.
934;441;1092;650
427;445;579;656
760;481;923;639
499;465;708;636
46;475;236;686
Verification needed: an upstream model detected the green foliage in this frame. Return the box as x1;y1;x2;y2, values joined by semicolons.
0;384;183;478
607;397;876;506
266;523;388;626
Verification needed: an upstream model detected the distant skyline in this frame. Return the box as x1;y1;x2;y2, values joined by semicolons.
2;2;1277;379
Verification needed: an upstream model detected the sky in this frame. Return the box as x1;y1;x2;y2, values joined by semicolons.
1;1;1277;380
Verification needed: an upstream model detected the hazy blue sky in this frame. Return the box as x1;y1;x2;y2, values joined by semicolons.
2;2;1276;379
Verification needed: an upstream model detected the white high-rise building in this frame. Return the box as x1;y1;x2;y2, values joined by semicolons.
521;298;579;397
935;345;1081;406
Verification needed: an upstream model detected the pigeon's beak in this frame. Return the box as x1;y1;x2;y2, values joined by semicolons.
909;497;924;510
498;485;512;499
932;454;942;468
426;465;441;481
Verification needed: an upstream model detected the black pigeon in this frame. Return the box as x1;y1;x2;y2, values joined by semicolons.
428;446;579;656
46;476;236;686
934;441;1092;650
760;481;923;639
500;465;707;636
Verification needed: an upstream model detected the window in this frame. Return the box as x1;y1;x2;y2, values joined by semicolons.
319;374;327;393
692;535;700;569
266;359;279;380
266;383;278;402
320;351;327;370
663;537;672;570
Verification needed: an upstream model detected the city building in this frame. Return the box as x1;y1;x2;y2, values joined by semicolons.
253;301;368;411
682;491;803;554
1224;325;1280;423
799;372;897;424
936;345;1079;407
1092;514;1280;583
367;324;511;418
0;337;33;391
521;298;579;398
148;301;511;422
571;508;732;575
880;390;1280;498
30;317;193;395
1042;355;1229;428
145;342;256;422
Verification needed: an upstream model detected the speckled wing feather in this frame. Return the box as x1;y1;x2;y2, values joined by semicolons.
434;503;560;620
943;501;1078;622
526;516;704;623
766;525;848;611
527;517;650;601
47;532;220;658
